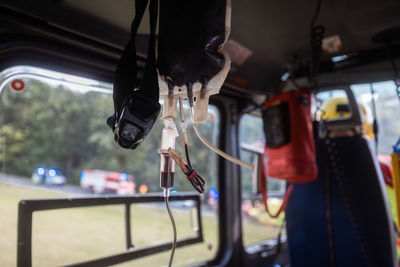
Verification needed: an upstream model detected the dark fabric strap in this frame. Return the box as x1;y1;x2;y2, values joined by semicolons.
113;0;159;118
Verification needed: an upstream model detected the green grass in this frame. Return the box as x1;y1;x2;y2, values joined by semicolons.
0;183;281;266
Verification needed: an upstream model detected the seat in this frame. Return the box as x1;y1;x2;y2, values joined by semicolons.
285;135;397;267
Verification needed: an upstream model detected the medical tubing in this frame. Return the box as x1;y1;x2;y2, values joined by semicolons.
164;188;177;267
160;118;178;189
163;117;179;139
188;105;254;171
160;118;178;267
178;93;193;167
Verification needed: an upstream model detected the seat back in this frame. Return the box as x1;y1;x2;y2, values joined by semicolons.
286;136;397;267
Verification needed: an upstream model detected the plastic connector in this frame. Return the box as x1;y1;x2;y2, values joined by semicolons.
192;90;210;123
161;95;178;119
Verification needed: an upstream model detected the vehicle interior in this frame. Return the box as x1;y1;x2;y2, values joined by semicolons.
0;0;400;266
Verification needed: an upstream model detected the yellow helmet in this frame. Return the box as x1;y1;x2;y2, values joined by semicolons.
318;97;374;139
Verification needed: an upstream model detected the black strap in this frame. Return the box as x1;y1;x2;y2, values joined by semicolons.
369;83;379;153
323;138;337;267
309;0;325;91
113;0;159;119
139;0;159;100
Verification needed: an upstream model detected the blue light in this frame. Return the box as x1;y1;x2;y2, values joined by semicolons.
80;172;86;179
209;187;219;200
37;168;45;175
281;72;290;82
48;169;56;177
331;55;348;63
393;139;400;153
120;173;128;180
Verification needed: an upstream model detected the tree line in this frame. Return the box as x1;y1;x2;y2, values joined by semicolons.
0;79;219;192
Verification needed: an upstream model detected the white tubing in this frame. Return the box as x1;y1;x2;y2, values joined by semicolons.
189;106;254;171
161;117;179;150
163;117;179;138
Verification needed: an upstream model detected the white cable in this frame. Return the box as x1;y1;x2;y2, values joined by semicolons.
188;105;254;171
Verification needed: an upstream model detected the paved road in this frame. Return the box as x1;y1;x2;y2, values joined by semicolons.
0;173;217;215
0;172;89;195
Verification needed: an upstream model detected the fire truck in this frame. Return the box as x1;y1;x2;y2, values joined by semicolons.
80;169;135;195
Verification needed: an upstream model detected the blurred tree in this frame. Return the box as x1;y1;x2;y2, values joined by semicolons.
0;125;24;174
0;78;219;193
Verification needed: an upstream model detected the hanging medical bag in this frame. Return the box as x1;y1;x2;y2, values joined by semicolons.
262;86;318;183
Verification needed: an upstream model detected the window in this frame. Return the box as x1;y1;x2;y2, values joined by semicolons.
0;66;219;266
351;81;400;155
315;81;400;155
239;114;285;247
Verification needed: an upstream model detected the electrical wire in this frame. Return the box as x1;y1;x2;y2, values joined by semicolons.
310;0;325;90
168;148;206;193
164;189;177;267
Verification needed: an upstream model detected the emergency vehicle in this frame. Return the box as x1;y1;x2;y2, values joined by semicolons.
80;169;135;195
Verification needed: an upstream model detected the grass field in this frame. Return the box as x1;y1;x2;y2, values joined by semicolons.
0;183;281;267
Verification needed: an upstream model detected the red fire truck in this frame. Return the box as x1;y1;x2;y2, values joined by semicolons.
80;169;135;195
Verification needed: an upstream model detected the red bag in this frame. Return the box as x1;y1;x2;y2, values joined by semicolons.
259;85;317;218
262;87;318;183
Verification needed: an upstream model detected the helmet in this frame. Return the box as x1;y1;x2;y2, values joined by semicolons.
318;96;374;139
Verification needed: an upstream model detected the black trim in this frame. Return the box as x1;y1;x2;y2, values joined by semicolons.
292;44;400;81
17;193;203;267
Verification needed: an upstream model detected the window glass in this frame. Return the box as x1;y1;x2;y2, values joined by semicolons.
0;66;219;266
239;114;284;247
315;83;400;155
351;81;400;155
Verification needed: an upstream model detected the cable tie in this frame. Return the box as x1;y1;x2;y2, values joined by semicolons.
187;169;197;181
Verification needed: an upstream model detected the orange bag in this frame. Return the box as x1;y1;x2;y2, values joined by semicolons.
262;87;317;183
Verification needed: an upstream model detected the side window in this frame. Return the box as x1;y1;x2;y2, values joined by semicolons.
351;81;400;155
316;82;400;155
239;113;285;247
0;66;219;266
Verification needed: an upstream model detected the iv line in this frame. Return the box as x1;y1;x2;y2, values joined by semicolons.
160;117;178;267
164;188;177;267
187;103;254;171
